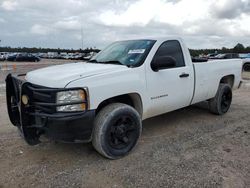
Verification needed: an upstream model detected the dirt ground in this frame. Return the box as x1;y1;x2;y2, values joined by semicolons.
0;60;250;188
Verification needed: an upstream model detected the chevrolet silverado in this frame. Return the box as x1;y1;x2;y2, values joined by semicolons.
6;37;242;159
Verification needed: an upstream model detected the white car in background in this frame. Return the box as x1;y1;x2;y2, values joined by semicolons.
242;54;250;71
0;52;7;61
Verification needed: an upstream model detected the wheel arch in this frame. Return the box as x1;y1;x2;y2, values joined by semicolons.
220;74;235;88
95;93;143;117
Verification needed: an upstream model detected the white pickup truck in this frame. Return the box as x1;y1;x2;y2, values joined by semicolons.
6;37;242;159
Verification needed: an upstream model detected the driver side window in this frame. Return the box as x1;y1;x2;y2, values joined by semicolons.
154;40;185;68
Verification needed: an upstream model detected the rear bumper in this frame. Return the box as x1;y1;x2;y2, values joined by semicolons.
6;73;95;145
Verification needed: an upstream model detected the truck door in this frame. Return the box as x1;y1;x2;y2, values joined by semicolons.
146;40;194;117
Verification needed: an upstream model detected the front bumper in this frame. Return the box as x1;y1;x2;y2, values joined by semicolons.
5;73;95;145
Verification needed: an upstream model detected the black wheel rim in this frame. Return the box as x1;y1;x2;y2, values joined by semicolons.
108;115;137;150
221;89;232;113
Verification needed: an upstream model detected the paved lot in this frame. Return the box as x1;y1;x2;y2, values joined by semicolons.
0;60;250;188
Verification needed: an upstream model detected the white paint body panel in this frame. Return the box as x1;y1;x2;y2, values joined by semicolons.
26;63;127;88
192;59;242;104
25;37;242;120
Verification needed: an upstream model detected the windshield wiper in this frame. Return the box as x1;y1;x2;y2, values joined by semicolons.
87;60;130;67
87;59;99;63
99;60;130;67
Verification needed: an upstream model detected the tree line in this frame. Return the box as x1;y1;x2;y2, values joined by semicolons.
190;43;250;57
0;43;249;57
0;47;100;54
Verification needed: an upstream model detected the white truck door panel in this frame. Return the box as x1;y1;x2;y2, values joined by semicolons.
146;40;194;117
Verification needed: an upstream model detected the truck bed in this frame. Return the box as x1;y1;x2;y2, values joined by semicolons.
191;59;242;104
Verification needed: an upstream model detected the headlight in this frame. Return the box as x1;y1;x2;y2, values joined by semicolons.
56;89;87;112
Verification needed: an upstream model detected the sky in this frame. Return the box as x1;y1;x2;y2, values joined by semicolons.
0;0;250;49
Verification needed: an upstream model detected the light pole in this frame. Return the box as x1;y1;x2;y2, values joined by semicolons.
81;26;84;51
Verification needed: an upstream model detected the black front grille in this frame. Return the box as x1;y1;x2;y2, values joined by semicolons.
7;73;88;121
24;84;57;114
24;84;89;116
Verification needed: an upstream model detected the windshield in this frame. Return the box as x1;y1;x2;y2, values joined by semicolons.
89;39;156;67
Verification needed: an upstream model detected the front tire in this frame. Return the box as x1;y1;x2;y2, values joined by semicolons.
209;84;232;115
92;103;142;159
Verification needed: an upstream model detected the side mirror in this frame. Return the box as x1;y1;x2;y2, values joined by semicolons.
151;56;176;72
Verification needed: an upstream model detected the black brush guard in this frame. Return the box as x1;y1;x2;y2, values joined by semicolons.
6;74;41;145
5;73;89;145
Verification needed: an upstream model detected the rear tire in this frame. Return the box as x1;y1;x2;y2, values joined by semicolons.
92;103;142;159
209;84;232;115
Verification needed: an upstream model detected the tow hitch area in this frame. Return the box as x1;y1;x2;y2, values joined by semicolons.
6;74;41;145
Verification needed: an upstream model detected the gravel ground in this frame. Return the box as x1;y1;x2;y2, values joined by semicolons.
0;59;79;85
242;71;250;80
0;59;78;95
0;60;250;188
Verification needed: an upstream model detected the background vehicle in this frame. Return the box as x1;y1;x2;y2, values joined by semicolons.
6;53;40;62
206;53;218;59
240;53;250;71
239;53;249;59
243;54;250;59
6;53;17;61
47;52;59;59
6;37;242;159
242;58;250;71
209;53;239;59
15;53;40;62
0;54;5;61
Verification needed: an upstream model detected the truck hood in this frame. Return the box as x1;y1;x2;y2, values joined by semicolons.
25;62;128;88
